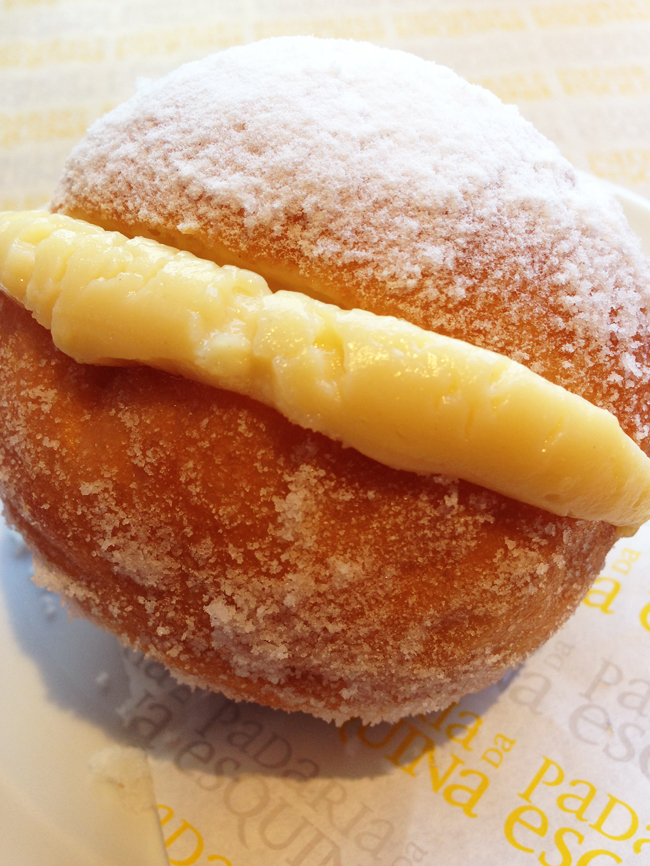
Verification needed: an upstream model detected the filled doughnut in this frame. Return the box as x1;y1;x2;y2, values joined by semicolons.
1;37;649;724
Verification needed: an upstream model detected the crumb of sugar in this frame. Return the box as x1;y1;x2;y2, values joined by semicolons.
88;745;155;812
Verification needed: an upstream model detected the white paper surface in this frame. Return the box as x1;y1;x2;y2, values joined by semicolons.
114;524;650;866
0;524;169;866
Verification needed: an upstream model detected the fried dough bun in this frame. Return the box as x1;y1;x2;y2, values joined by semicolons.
2;37;650;723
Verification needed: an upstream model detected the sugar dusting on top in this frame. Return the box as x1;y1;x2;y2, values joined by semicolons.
19;37;649;722
52;37;650;443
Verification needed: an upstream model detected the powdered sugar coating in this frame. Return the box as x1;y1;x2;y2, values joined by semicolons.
53;37;650;445
20;37;650;722
0;296;615;723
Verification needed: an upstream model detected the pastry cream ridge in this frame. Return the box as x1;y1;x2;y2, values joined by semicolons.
2;209;650;529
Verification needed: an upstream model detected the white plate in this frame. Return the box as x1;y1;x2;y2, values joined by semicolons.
0;180;648;866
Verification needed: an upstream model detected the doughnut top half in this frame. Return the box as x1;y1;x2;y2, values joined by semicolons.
52;36;650;447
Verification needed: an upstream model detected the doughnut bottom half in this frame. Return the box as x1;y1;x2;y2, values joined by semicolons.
0;295;615;723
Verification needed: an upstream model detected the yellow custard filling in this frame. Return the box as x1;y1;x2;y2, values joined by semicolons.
1;209;650;528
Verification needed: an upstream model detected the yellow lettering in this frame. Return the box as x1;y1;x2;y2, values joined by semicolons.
557;780;597;822
482;733;516;767
504;805;548;853
633;826;650;854
519;756;564;803
385;726;434;776
428;748;464;792
582;577;621;614
208;858;232;865
588;795;639;841
539;826;585;866
158;803;174;826
610;548;641;575
164;820;205;866
445;712;482;751
640;596;650;633
443;769;489;818
494;734;516;752
356;721;433;775
576;850;622;865
481;747;503;768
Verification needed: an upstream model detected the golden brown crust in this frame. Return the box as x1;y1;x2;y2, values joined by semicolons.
7;39;650;721
0;295;615;722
